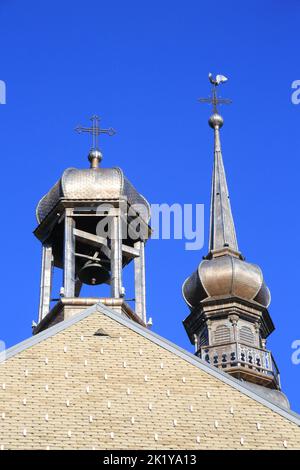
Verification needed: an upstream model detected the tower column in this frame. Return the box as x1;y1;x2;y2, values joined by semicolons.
134;240;146;323
110;213;123;298
38;243;53;322
64;208;76;297
230;315;239;341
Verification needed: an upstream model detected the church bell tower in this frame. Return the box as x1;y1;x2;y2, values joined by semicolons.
183;76;281;391
34;115;151;333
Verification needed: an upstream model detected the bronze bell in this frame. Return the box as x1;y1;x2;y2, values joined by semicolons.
78;260;110;285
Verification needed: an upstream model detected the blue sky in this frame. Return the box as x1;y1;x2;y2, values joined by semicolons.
1;0;300;411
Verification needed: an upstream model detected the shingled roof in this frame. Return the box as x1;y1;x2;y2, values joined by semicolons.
0;303;299;450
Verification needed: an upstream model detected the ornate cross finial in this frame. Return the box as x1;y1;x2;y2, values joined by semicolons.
76;115;116;150
199;73;232;114
75;115;116;168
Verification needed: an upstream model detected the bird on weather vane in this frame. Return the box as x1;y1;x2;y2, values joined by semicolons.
199;73;232;115
208;72;229;86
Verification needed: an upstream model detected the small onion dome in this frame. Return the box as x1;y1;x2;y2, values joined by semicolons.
182;254;271;309
36;167;150;224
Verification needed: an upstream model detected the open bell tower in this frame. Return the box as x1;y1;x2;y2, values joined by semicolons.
34;115;151;334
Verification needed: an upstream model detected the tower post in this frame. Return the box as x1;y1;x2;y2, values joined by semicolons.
110;212;123;299
38;243;53;322
134;240;146;323
64;208;76;298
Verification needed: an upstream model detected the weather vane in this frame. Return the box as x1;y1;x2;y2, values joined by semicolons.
199;73;232;114
75;115;116;151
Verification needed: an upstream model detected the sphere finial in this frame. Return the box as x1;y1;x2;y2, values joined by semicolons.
209;113;224;129
88;148;103;169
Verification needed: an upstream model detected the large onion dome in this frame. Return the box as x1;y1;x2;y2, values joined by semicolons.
183;254;271;309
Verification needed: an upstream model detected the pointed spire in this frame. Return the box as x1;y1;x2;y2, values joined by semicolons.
199;74;240;258
208;114;239;255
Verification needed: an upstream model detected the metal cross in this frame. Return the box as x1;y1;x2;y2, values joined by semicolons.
75;115;116;150
199;85;232;114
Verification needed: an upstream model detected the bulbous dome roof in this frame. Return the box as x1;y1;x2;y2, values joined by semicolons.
182;254;271;309
36;167;150;224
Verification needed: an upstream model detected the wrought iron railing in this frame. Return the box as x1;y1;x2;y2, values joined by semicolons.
197;341;280;389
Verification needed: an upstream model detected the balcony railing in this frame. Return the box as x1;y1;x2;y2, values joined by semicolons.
197;341;280;389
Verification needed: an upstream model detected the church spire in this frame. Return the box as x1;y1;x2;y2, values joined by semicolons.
182;75;280;393
199;74;239;257
208;113;239;254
